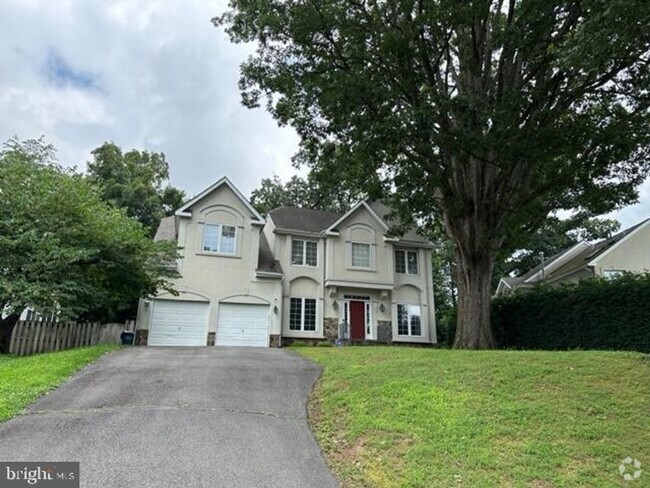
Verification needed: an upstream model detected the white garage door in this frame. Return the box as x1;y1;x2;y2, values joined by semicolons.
149;300;209;346
216;303;269;347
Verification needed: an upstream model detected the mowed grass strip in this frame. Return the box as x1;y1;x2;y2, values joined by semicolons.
0;344;119;421
299;347;650;488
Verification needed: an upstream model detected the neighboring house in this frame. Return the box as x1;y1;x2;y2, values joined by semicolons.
135;177;437;347
496;217;650;295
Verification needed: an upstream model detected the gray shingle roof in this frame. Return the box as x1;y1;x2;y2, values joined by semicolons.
504;217;650;287
154;216;177;242
268;207;341;234
257;233;283;275
366;200;429;244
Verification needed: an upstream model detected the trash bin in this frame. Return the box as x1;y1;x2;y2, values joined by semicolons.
120;331;135;345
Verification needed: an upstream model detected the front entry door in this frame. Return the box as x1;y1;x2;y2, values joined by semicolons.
349;301;365;341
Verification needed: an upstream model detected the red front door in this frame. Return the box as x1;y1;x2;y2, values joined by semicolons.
349;301;365;341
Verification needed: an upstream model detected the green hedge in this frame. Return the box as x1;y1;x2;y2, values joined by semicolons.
492;274;650;353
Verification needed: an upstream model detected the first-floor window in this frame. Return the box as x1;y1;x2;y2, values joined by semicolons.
203;224;236;254
397;304;422;336
289;298;317;331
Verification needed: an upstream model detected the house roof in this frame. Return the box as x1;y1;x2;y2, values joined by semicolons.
257;233;283;276
175;176;265;225
269;201;431;245
154;216;177;242
268;207;342;234
366;200;430;244
325;201;389;234
500;217;650;290
586;218;649;263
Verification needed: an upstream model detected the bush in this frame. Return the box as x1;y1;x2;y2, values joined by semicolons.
492;274;650;352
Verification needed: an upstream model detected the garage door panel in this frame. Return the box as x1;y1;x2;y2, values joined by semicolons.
149;300;209;346
217;303;269;347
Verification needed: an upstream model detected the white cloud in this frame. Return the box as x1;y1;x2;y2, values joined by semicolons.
0;0;299;199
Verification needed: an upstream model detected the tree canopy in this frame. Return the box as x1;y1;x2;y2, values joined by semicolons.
250;172;366;214
87;142;185;236
0;138;179;352
216;0;650;348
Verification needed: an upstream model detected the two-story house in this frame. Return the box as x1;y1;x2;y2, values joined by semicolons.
135;177;437;347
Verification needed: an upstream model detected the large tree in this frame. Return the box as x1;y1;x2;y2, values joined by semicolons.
87;142;185;236
215;0;650;348
0;139;179;353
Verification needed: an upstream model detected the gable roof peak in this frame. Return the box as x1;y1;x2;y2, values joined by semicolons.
175;176;264;224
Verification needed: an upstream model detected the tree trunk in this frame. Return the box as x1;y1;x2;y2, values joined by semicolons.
0;313;20;354
452;249;497;350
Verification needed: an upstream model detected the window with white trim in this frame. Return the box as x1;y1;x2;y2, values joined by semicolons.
395;249;419;274
202;224;236;254
291;239;318;266
603;269;625;280
351;242;371;268
397;304;422;336
289;298;317;331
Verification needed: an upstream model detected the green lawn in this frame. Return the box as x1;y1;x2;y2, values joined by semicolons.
298;347;650;488
0;345;118;422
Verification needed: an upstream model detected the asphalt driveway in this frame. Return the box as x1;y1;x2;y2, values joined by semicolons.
0;347;338;488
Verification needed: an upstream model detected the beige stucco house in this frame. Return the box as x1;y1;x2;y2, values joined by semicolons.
135;177;437;347
496;217;650;295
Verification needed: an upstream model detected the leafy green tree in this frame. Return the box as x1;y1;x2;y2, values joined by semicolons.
0;138;179;353
250;171;367;214
87;142;185;235
215;0;650;348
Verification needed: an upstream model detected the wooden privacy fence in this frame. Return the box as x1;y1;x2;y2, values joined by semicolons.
9;320;133;356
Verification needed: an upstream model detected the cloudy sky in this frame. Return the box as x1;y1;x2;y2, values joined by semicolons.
1;0;648;228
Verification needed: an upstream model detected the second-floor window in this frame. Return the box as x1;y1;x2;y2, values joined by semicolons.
351;242;371;268
202;224;236;254
395;250;419;274
291;239;318;266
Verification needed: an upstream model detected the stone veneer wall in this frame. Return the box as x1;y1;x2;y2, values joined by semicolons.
135;329;148;346
269;334;281;348
376;321;392;344
207;332;215;346
323;318;339;340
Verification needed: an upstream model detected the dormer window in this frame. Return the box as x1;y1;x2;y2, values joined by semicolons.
291;239;318;267
203;224;236;254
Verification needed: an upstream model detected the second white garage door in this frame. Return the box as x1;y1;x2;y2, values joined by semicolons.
216;303;269;347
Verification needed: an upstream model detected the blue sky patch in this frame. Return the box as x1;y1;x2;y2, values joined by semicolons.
44;51;96;89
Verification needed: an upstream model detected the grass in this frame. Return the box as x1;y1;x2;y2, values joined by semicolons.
298;347;650;488
0;345;118;422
